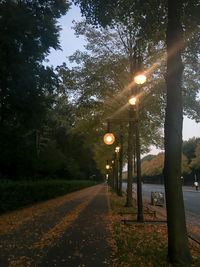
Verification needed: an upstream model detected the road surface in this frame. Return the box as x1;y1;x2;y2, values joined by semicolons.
123;183;200;227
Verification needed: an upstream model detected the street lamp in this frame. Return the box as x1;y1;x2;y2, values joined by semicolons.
129;96;137;106
103;120;115;145
105;161;110;170
132;71;147;222
114;146;120;193
115;146;120;153
105;160;111;184
103;133;115;145
111;159;116;190
134;72;147;85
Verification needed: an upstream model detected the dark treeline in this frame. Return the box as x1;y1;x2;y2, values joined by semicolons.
0;0;103;182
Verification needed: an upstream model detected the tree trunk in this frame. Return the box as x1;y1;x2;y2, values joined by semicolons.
163;0;193;264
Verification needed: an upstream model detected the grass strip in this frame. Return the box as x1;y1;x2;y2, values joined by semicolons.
108;189;200;267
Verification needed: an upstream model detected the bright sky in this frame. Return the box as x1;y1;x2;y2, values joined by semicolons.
46;5;200;155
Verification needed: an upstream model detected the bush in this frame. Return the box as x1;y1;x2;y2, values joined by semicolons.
0;179;99;214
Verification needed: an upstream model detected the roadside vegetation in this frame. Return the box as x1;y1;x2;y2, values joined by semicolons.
108;189;200;266
122;138;200;185
0;1;103;184
0;179;99;214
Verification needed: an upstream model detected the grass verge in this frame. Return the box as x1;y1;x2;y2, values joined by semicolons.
108;189;200;267
0;179;99;214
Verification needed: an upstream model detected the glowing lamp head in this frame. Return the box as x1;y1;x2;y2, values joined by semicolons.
105;164;110;170
134;73;147;84
103;133;115;145
115;146;120;153
129;96;137;105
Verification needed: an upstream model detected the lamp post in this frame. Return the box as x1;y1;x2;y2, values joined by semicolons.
115;146;120;193
118;126;123;196
103;120;115;145
126;107;134;207
111;158;117;191
103;119;125;196
135;97;143;222
105;160;110;184
105;160;110;171
130;71;147;222
111;159;115;189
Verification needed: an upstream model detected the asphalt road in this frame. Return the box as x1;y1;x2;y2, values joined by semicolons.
123;183;200;227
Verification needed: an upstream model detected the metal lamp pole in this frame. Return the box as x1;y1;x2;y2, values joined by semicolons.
126;108;134;206
118;126;124;196
130;67;146;222
111;159;115;190
135;98;144;222
115;146;120;194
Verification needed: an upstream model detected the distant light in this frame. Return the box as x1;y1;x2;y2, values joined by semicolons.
106;164;110;170
134;73;147;84
103;133;115;145
129;96;137;105
115;146;120;153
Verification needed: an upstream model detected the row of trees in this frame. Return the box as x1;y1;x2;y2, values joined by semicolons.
1;0;200;263
72;0;200;264
141;138;200;184
54;9;200;173
0;0;102;181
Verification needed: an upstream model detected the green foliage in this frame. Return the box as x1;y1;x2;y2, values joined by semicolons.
58;15;199;172
141;154;156;162
190;141;200;170
182;137;200;163
0;0;69;178
0;1;103;181
73;0;200;122
0;0;69;128
58;21;166;171
0;179;99;214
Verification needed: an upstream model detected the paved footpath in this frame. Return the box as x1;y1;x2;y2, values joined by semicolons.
0;183;112;267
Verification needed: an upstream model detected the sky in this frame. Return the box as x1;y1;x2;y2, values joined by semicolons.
46;4;200;155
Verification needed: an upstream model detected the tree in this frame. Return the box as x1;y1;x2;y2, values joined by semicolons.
163;1;192;263
36;84;103;180
141;153;190;178
0;0;70;128
183;137;200;163
141;154;155;163
0;0;70;179
59;21;165;171
190;141;200;171
73;0;200;264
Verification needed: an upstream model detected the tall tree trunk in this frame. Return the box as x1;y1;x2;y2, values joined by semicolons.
163;0;192;264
